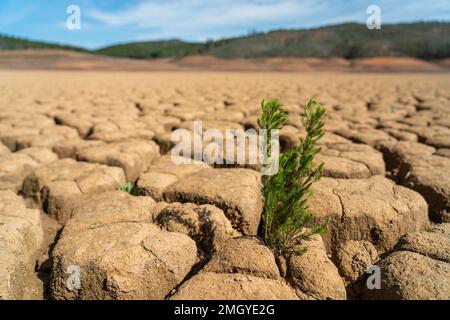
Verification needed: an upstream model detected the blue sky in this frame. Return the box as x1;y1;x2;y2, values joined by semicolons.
0;0;449;49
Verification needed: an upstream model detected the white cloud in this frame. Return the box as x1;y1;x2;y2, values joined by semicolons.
85;0;450;42
87;0;325;37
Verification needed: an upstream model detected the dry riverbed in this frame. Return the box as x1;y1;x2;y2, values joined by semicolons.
0;71;449;300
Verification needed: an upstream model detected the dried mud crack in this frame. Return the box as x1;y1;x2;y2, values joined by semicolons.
0;71;449;300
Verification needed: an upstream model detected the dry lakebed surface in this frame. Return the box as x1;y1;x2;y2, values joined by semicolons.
0;71;449;300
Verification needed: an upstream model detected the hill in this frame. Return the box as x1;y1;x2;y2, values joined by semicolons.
1;22;449;60
95;22;450;60
0;34;85;52
95;40;204;59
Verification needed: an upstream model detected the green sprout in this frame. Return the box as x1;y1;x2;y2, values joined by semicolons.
118;181;138;196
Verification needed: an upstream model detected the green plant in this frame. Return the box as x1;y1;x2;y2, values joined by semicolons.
118;181;138;196
258;98;330;257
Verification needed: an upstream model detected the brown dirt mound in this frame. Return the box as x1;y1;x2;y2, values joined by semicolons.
0;50;448;72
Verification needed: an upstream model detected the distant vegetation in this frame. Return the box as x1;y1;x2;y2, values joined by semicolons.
1;22;449;60
0;34;85;52
95;40;204;59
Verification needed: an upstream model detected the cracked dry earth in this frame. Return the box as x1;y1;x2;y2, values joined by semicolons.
0;71;449;300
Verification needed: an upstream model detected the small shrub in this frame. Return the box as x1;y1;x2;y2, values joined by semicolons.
258;98;330;257
118;181;138;196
